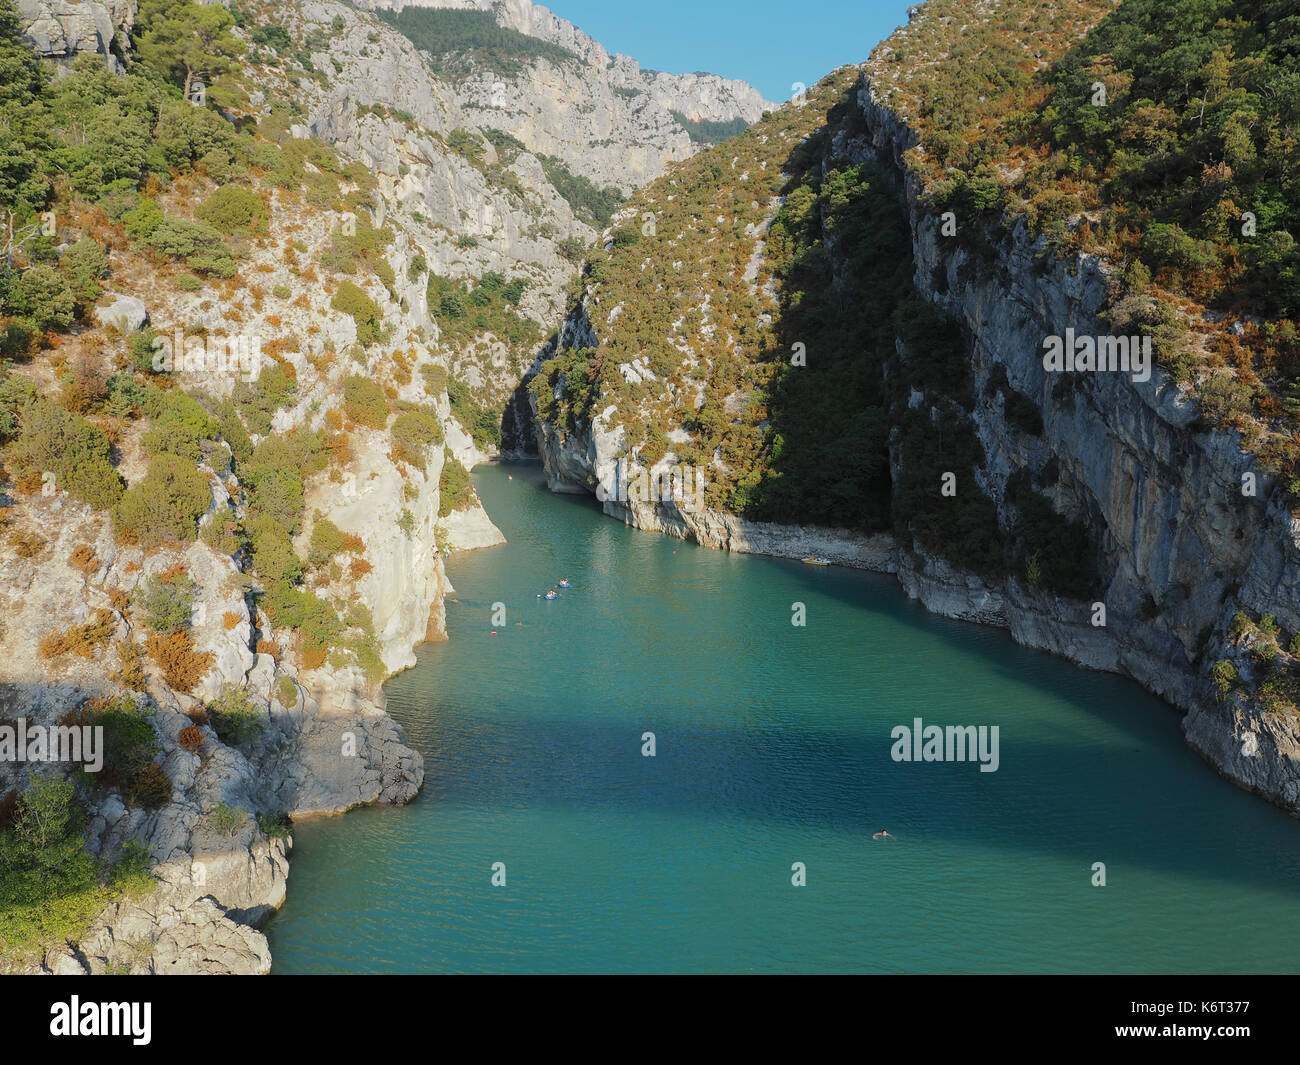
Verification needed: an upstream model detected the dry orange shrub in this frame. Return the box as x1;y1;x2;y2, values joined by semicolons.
9;527;46;555
145;631;213;693
38;609;115;660
70;544;99;574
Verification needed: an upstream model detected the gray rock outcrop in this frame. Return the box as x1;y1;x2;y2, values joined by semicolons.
17;0;134;68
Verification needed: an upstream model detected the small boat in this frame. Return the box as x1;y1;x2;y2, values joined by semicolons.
801;556;831;566
543;590;559;600
557;578;570;588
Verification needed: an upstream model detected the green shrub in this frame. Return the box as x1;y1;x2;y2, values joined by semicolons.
207;687;267;747
276;675;298;708
4;388;124;509
122;198;163;241
390;406;443;469
308;517;345;567
88;699;158;784
1197;374;1254;424
146;217;236;277
195;186;268;234
59;238;108;308
113;454;211;547
108;840;155;897
438;290;466;320
105;375;146;418
0;776;95;909
438;452;474;515
141;570;198;633
13;265;74;330
1211;659;1239;703
127;326;161;373
331;280;381;345
141;385;218;462
246;512;302;586
233;362;296;436
209;803;245;837
213;399;252;464
420;364;448;395
343;374;388;428
257;812;292;840
446;377;501;448
174;272;203;291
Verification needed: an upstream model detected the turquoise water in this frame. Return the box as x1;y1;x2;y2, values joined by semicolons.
265;462;1300;973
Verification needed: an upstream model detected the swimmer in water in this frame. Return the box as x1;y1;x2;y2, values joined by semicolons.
874;829;894;840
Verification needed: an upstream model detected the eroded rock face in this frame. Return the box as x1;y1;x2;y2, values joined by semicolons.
17;0;134;69
343;0;775;192
853;77;1300;807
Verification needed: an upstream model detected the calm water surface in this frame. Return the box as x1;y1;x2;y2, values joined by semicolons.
265;462;1300;973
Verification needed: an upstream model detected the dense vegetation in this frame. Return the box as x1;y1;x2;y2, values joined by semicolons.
670;111;749;146
536;154;624;228
377;8;576;77
0;750;156;957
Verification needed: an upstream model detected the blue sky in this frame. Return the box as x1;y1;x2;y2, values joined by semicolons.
546;0;916;103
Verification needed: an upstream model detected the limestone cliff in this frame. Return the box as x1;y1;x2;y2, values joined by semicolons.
348;0;776;192
17;0;132;68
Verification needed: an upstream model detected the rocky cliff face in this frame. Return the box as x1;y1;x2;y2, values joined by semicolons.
853;80;1300;812
17;0;133;69
531;67;1300;816
348;0;775;192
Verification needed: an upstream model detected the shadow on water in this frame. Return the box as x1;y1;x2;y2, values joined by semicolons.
387;683;1300;899
380;463;1300;902
262;462;1300;973
521;460;1176;749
